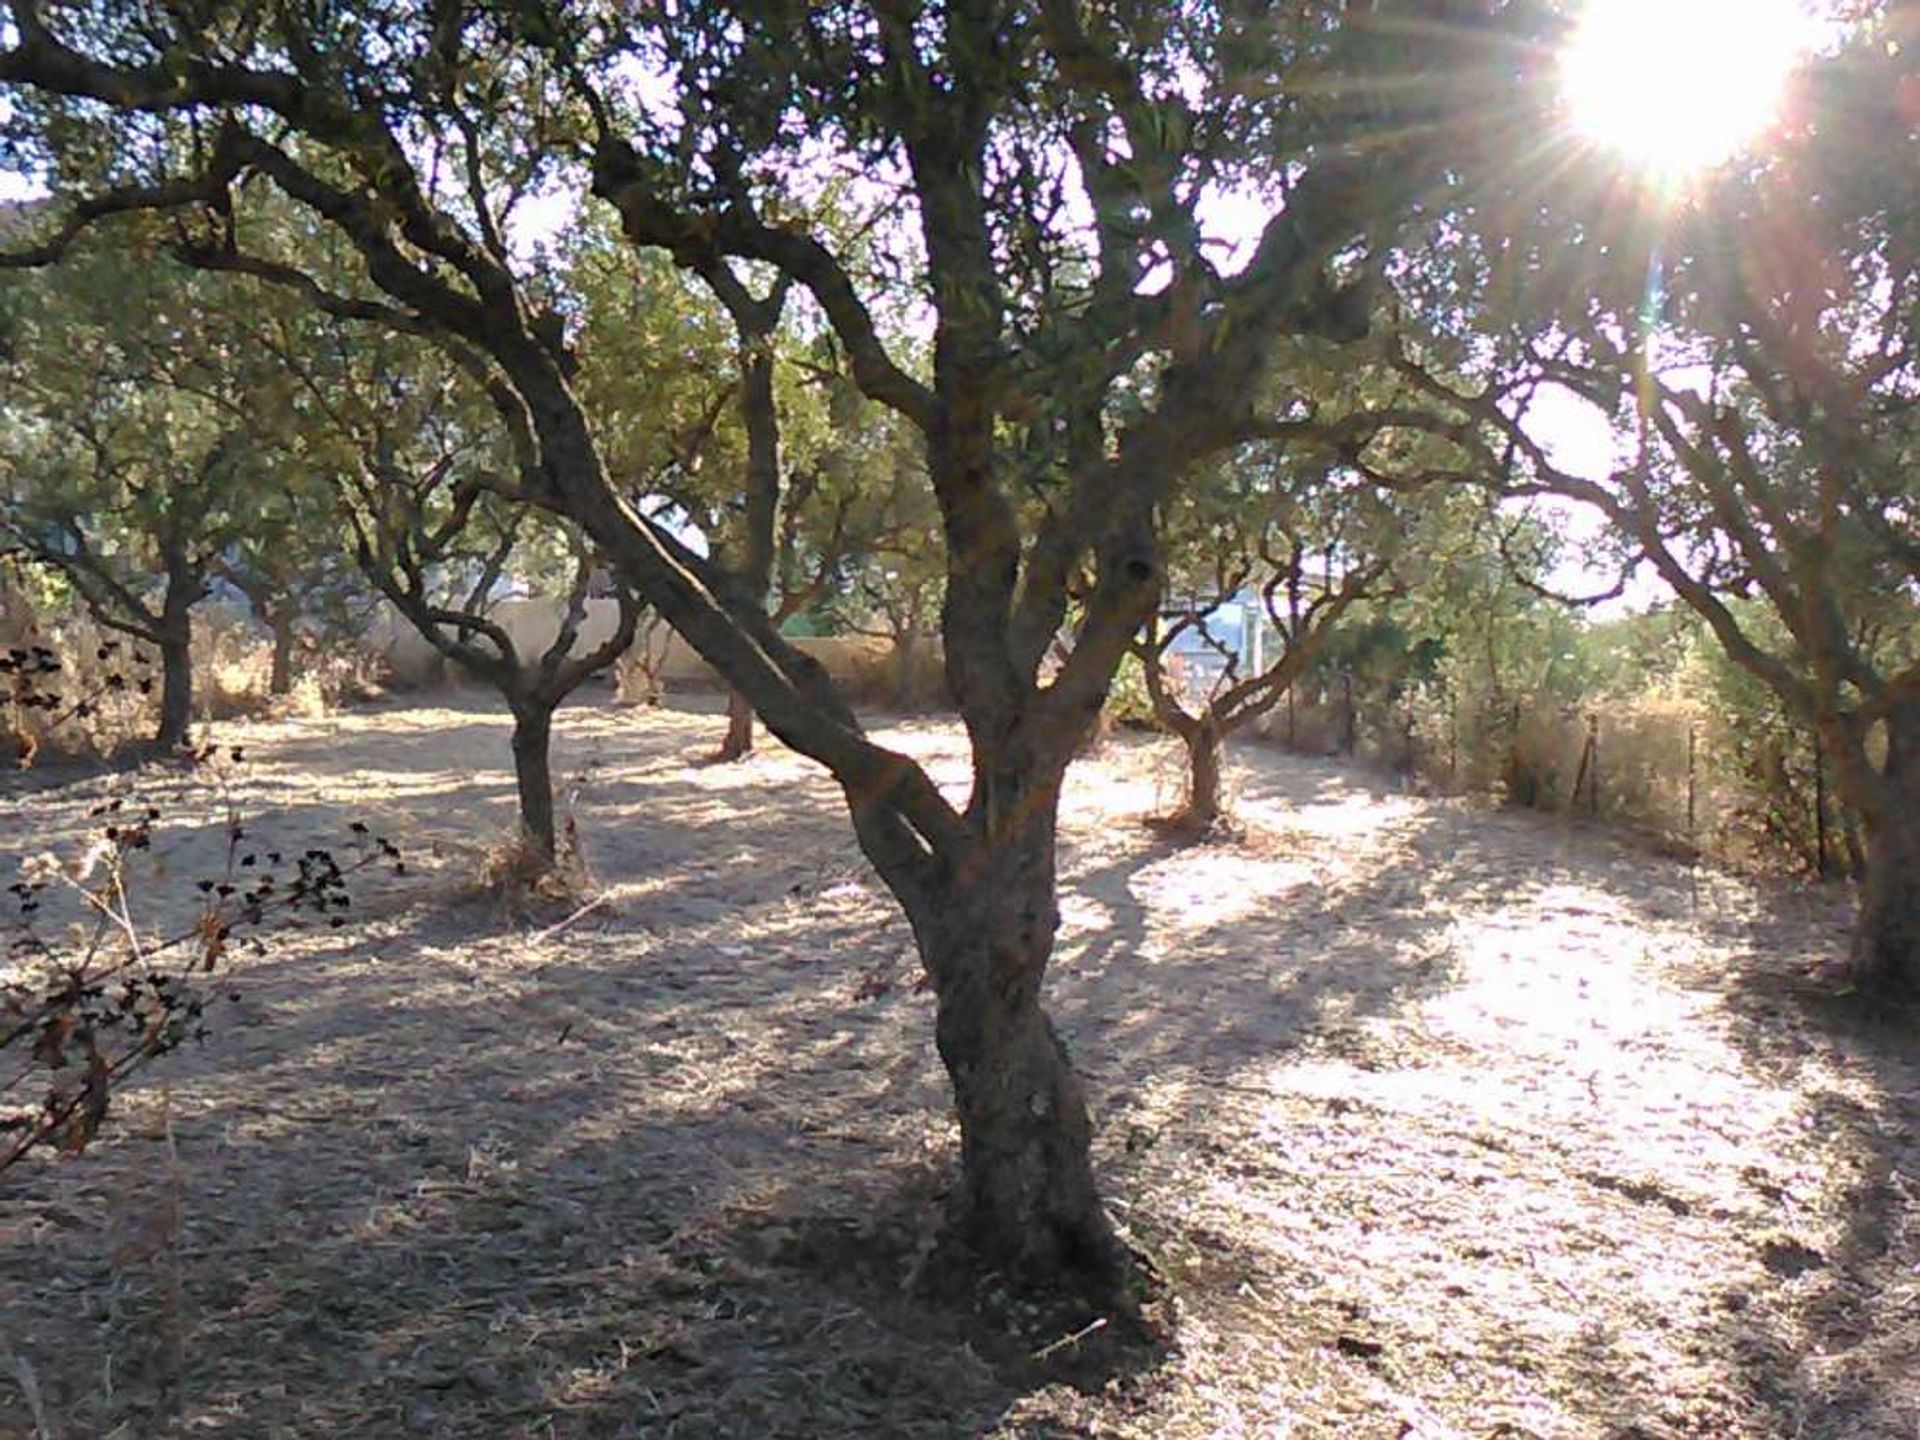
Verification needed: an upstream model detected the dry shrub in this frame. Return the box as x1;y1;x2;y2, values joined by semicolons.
472;819;596;918
1306;681;1829;873
3;618;160;762
837;643;901;707
4;602;388;765
1252;694;1353;759
195;609;273;721
1504;705;1585;809
613;616;673;707
273;670;333;720
280;642;390;714
1585;702;1706;842
203;612;392;720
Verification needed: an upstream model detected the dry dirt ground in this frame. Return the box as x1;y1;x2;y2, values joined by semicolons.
2;691;1916;1439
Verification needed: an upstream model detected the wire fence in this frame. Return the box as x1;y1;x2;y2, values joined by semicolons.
1254;683;1863;878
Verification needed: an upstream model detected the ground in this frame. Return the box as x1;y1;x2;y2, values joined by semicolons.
2;692;1916;1439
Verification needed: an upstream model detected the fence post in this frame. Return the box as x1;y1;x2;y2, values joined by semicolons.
1569;713;1599;819
1447;694;1458;787
1813;729;1831;879
1686;722;1698;850
1587;713;1600;818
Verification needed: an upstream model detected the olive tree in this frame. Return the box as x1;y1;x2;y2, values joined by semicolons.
1141;453;1413;831
1370;10;1920;999
0;0;1520;1301
0;240;285;746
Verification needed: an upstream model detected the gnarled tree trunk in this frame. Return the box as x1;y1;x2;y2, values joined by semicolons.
267;605;297;697
1182;716;1226;830
908;793;1124;1290
1849;695;1920;1001
156;627;193;749
152;544;203;750
509;701;558;864
704;267;785;763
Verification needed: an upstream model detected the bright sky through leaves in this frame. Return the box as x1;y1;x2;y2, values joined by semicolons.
1560;0;1820;177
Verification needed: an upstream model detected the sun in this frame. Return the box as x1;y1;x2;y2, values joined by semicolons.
1559;0;1819;179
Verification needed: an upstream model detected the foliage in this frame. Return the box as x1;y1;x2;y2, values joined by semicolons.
0;657;400;1171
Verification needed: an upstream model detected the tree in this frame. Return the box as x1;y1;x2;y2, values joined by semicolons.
212;479;364;698
0;240;282;747
697;262;791;760
0;0;1518;1302
1367;9;1920;998
1140;452;1412;831
352;479;639;868
568;231;874;753
279;322;642;867
836;413;947;710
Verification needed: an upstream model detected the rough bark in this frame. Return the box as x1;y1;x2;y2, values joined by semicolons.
717;687;754;761
267;605;297;696
1849;695;1920;1002
1138;637;1234;831
509;701;558;863
910;801;1126;1294
1184;719;1226;831
156;626;193;749
151;539;206;749
702;267;785;762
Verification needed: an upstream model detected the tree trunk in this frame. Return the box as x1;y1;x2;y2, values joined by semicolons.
510;703;558;864
1184;717;1226;829
1850;696;1920;1001
894;629;918;711
156;625;193;749
707;273;783;762
153;544;203;750
717;687;754;760
914;820;1126;1294
267;607;297;697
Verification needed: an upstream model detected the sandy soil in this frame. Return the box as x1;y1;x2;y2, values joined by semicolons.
1;691;1915;1439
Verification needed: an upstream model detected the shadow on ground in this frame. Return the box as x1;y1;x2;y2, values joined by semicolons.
3;702;1915;1439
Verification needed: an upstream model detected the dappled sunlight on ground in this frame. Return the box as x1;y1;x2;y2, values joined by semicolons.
1125;848;1321;937
2;695;1914;1438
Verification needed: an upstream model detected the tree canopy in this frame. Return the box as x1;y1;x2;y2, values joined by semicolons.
1;0;1912;1315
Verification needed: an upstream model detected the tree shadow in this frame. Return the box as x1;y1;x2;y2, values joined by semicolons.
12;704;1916;1437
1681;941;1920;1439
0;707;1147;1437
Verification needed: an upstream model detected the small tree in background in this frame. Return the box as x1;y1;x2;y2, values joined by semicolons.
0;244;287;747
318;356;641;870
1140;454;1413;832
212;480;366;700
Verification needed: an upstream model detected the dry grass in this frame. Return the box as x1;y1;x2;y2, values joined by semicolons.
1;694;1915;1439
472;823;598;920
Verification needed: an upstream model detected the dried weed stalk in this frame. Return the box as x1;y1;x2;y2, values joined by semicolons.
1;717;403;1170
